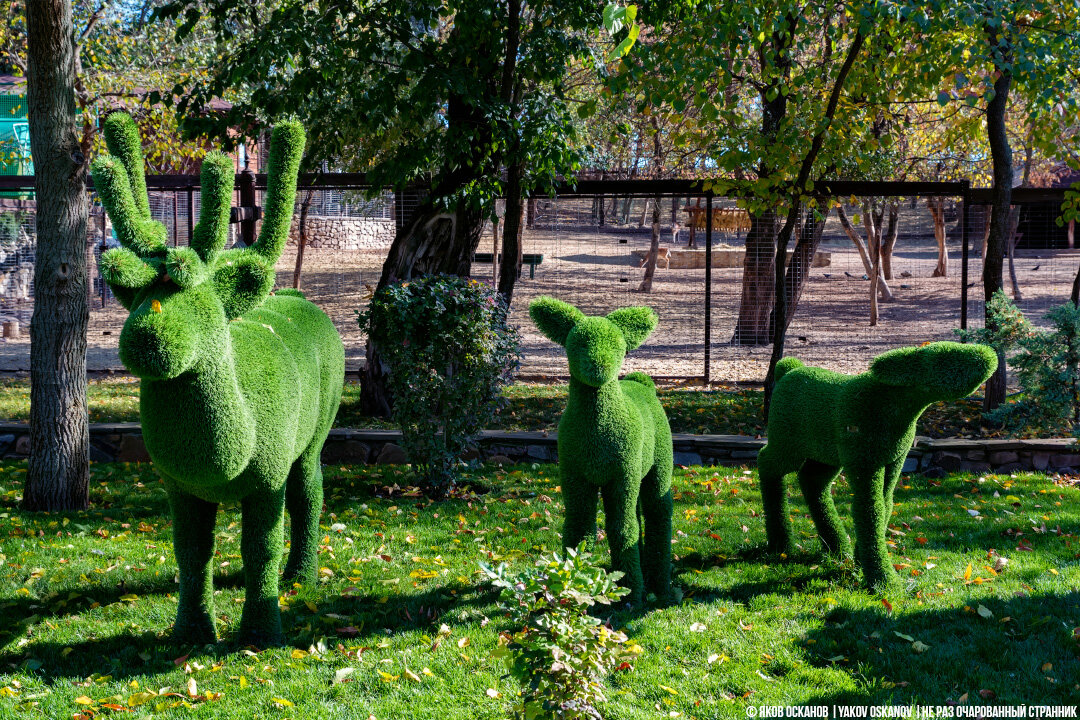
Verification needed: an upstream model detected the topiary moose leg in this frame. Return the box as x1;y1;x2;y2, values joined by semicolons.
561;478;598;551
850;464;898;590
283;449;323;584
757;448;796;554
601;479;643;603
640;466;673;600
169;489;218;644
796;460;850;557
238;489;286;646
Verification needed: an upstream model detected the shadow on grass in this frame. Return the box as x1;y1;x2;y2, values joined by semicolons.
800;590;1080;705
0;580;494;682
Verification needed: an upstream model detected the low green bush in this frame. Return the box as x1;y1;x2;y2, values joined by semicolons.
482;547;640;720
359;275;520;492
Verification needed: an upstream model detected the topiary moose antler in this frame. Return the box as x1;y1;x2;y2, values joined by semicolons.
91;113;344;647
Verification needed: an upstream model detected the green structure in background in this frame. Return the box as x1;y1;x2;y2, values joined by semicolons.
757;341;997;590
0;89;32;198
91;113;344;646
529;297;674;604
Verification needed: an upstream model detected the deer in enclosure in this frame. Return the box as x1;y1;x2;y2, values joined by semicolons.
638;246;671;270
92;113;344;646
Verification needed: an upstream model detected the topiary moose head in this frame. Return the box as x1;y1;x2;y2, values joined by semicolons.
91;112;303;380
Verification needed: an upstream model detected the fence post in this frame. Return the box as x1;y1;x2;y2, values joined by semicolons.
187;188;194;243
704;191;713;383
238;166;257;246
961;180;970;330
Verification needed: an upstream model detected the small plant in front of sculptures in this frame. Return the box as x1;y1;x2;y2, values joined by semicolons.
359;275;520;491
958;289;1080;437
482;547;641;720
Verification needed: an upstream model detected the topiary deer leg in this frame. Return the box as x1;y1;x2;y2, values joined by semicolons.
168;488;218;645
640;465;673;601
850;464;898;591
561;477;598;551
238;488;286;647
283;449;323;585
757;446;796;554
796;460;850;558
881;458;904;539
601;478;644;604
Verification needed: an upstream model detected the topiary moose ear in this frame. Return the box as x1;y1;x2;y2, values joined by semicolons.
607;306;658;350
529;296;583;346
212;249;274;319
868;345;923;386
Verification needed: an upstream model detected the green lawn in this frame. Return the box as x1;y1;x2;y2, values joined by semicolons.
1;462;1077;718
0;378;1006;438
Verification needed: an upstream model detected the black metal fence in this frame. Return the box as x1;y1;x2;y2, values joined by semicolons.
0;175;1073;381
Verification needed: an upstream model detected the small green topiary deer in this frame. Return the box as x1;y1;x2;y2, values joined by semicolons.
91;113;344;646
757;341;997;590
529;297;673;604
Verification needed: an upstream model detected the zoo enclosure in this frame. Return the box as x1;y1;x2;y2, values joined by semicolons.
0;175;1074;381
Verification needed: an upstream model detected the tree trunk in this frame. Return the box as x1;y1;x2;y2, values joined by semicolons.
732;210;778;344
24;0;90;511
927;197;949;277
292;188;314;289
360;195;487;416
638;193;662;292
983;55;1012;411
880;200;899;280
771;206;829;333
498;162;525;304
526;197;537;228
836;205;893;302
1005;205;1021;300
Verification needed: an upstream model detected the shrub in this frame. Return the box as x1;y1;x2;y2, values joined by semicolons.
482;547;641;720
957;290;1080;436
359;275;520;491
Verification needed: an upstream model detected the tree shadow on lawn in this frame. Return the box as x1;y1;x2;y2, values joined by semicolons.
800;589;1080;705
0;580;494;683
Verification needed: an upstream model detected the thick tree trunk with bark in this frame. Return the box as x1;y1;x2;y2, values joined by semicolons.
983;61;1012;411
1006;206;1021;300
733;210;778;344
24;0;90;511
880;201;899;280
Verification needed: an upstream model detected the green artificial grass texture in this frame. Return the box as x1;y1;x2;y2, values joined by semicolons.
90;114;344;647
0;379;1012;439
759;342;998;591
529;297;674;604
0;461;1078;718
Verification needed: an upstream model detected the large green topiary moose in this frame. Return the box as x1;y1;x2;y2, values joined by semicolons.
757;341;997;590
529;297;673;604
91;113;344;646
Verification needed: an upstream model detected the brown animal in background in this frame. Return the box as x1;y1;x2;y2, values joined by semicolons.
639;247;671;270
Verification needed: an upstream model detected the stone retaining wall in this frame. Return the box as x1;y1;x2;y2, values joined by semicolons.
0;424;1076;475
288;215;395;250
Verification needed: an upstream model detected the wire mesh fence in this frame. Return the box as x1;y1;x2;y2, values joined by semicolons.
0;177;1075;380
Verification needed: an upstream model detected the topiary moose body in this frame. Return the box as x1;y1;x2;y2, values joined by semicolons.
92;114;344;646
758;341;997;590
529;297;673;604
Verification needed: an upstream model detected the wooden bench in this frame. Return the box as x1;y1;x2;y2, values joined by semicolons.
473;252;544;279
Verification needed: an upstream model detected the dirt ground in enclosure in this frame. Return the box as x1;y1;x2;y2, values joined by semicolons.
0;205;1076;382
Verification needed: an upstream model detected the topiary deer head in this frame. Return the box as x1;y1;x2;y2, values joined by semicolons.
91;112;304;380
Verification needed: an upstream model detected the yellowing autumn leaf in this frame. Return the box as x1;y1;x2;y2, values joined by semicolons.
272;697;294;708
119;594;139;602
963;564;973;581
404;669;421;683
291;649;309;659
186;678;197;697
378;671;399;683
659;685;678;695
74;696;94;705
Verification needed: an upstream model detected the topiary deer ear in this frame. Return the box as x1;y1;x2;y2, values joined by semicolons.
529;296;583;346
607;306;658;350
868;345;922;386
212;249;274;319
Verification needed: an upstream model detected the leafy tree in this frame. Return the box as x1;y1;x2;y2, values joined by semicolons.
925;0;1080;409
160;0;633;415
